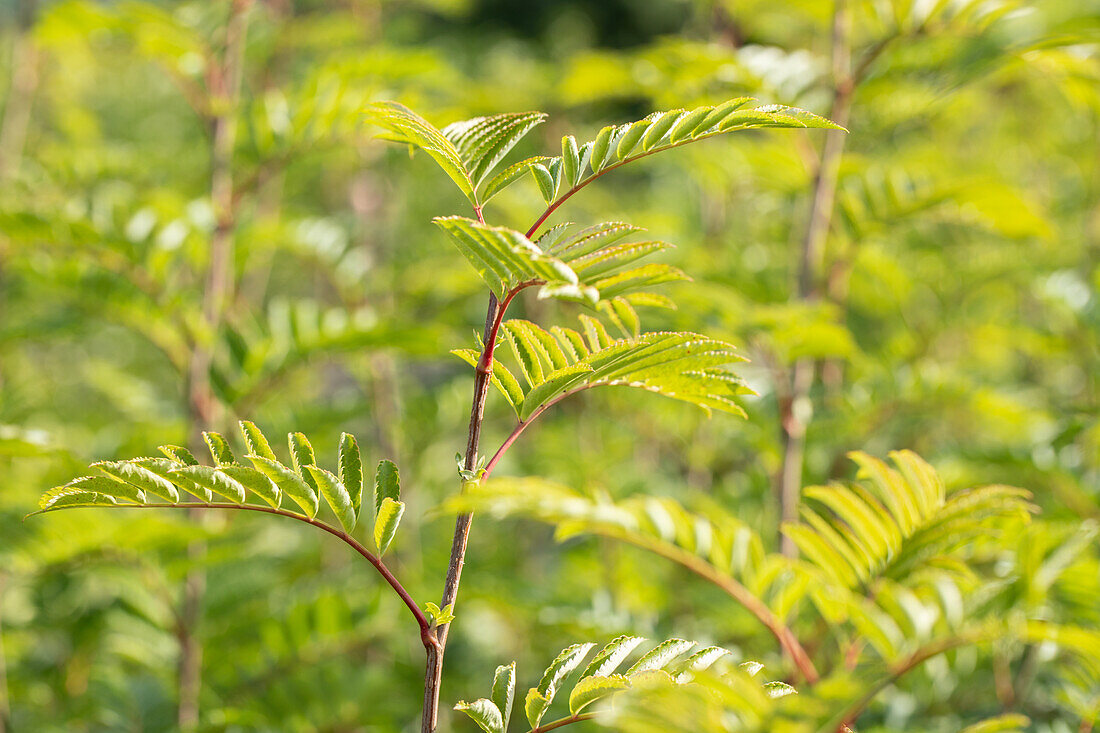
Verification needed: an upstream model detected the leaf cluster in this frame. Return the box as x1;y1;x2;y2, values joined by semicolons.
35;421;406;555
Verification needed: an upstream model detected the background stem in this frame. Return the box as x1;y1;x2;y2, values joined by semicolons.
178;2;251;728
0;0;37;180
777;0;852;556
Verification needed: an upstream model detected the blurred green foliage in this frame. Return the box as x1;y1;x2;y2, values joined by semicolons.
0;0;1098;731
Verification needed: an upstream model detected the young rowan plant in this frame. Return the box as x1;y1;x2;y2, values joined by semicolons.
31;99;1098;733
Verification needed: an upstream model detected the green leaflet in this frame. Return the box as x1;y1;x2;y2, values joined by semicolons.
549;222;683;304
60;475;144;505
531;163;556;203
571;241;673;279
423;601;455;626
642;109;685;150
523;689;549;729
625;638;694;675
719;104;842;131
158;445;198;466
668;106;712;144
616;119;650;160
623;292;676;310
480;156;549;204
674;646;730;682
561;135;580;187
502;321;544;387
520;319;569;370
804;485;895;569
549;221;643;258
38;486;120;511
593;262;690;299
339;432;363;519
695;98;753;131
590;125;614;172
442;111;547;187
459;636;741;733
576;141;594;179
455;661;515;733
374;459;400;517
536;222;576;250
855;450;927;533
525;642;595;728
458;314;749;420
371;104;547;205
435;215;679;309
569;674;630;715
582;635;646;678
133;457;211;502
219;465;281;508
94;460;179;503
171;465;247;504
959;714;1031;733
536;281;599;306
203;431;236;467
453;699;503;733
785;452;1034;591
783;520;861;589
33;428;382;534
519;363;593;421
578;314;612;350
491;663;516;732
605;297;640;339
248;455;319;517
239;421;276;461
764;681;798;699
306;466;356;534
442;478;766;606
552;325;588;359
800;505;870;584
374;497;404;555
288;432;318;494
364;101;475;204
515;98;842;207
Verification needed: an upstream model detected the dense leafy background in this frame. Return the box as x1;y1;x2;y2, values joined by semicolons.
0;0;1098;731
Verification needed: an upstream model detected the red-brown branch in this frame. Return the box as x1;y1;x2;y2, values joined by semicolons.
31;502;432;636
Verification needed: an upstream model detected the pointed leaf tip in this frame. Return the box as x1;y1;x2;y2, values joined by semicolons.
239;421;276;461
339;432;364;519
492;662;516;731
526;642;596;727
248;455;318;517
374;459;400;517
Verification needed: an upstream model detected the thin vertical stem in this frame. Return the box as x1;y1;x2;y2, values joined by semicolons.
0;0;38;179
778;0;853;556
0;5;36;723
186;0;250;431
0;574;9;733
422;290;499;733
178;2;251;729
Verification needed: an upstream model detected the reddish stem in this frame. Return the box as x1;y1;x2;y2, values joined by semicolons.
34;502;433;638
525;145;697;239
482;387;587;480
476;285;526;375
831;630;999;731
